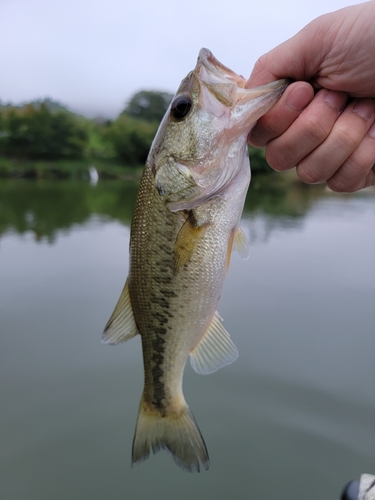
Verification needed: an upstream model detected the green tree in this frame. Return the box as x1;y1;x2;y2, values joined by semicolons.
1;103;88;159
105;115;157;166
123;90;173;123
0;110;8;155
249;146;272;174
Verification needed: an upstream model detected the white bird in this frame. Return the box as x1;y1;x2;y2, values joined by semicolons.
89;166;99;185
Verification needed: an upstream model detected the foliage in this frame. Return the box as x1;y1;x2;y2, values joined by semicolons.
0;103;88;159
249;146;272;174
0;97;75;114
122;90;173;123
0;157;142;180
105;115;157;166
84;119;116;158
0;91;274;176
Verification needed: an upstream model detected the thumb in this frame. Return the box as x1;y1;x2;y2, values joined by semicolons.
245;20;325;88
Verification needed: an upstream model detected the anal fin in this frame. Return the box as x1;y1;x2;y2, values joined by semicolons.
189;312;238;374
102;279;139;344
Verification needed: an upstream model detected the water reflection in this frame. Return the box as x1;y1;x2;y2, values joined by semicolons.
1;175;374;500
0;179;138;243
1;175;370;245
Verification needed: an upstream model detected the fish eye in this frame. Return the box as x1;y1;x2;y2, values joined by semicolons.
170;95;192;121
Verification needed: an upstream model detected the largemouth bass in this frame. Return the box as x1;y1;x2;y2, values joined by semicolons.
103;48;287;472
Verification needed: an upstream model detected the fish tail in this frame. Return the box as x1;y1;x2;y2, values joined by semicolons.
131;396;209;473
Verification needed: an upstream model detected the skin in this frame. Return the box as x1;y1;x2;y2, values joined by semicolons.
246;1;375;192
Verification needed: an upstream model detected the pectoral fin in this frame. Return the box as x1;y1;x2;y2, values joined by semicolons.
189;312;239;374
226;227;250;270
233;227;250;260
102;279;139;344
174;213;207;270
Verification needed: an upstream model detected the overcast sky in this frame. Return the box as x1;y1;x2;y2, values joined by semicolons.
0;0;357;118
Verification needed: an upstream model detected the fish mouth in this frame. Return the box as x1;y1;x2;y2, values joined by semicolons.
154;49;289;213
198;48;248;89
197;48;289;110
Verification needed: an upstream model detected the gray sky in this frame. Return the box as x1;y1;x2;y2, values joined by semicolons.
0;0;356;118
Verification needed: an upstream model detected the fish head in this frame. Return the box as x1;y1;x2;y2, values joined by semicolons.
150;48;288;211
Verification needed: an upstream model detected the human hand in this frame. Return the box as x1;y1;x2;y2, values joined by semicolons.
247;1;375;192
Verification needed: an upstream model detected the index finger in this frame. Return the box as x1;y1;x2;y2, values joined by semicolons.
248;82;315;147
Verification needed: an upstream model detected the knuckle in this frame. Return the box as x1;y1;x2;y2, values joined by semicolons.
304;114;329;144
266;145;293;171
296;161;323;184
326;156;366;193
326;176;356;193
334;126;360;152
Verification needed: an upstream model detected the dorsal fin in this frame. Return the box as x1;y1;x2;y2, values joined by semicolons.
189;312;238;374
102;279;139;344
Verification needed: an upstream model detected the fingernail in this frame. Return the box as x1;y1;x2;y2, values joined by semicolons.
286;85;312;112
353;100;375;120
324;90;347;111
368;121;375;138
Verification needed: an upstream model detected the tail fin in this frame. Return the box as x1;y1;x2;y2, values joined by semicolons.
131;397;209;473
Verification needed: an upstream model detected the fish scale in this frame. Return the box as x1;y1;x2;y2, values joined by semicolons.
102;48;288;472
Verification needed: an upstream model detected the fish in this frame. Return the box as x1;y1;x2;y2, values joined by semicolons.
102;48;288;472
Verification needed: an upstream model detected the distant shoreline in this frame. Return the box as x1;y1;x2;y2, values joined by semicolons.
0;152;276;181
0;157;143;180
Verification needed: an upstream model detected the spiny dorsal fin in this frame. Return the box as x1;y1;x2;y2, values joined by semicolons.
174;213;207;270
189;312;238;374
233;227;250;260
102;279;139;344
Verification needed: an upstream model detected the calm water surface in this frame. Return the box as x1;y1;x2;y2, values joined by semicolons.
1;176;374;500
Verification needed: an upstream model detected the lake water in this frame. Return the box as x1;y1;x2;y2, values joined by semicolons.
1;176;374;500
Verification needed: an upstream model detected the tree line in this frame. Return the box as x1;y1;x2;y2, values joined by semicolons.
0;90;271;173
